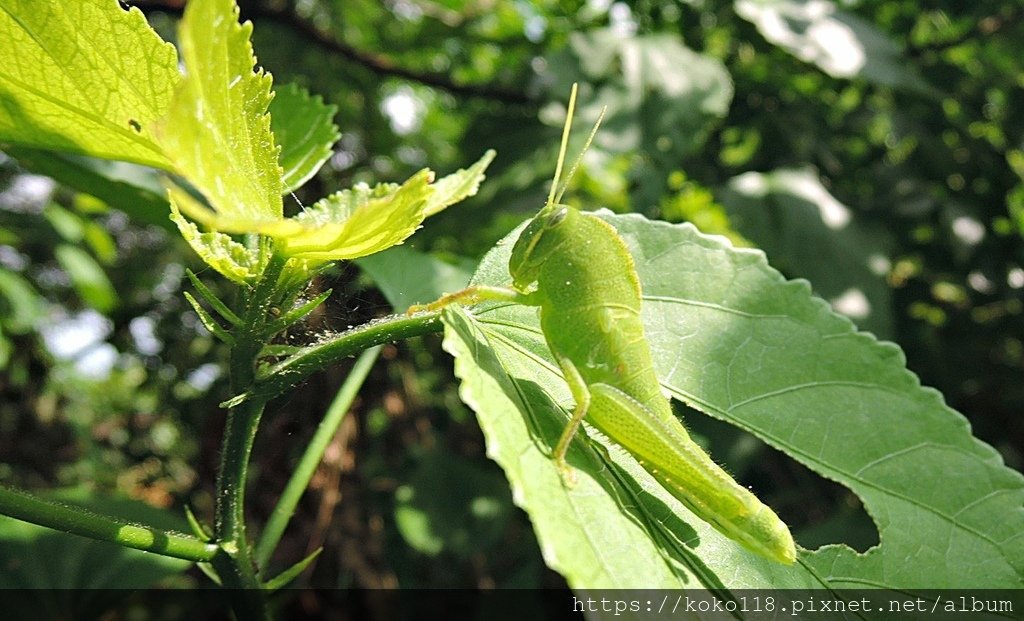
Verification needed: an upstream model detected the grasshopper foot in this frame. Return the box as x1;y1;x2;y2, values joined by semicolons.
405;303;430;316
556;460;578;488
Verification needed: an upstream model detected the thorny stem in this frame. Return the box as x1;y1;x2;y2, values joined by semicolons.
204;255;445;617
212;253;287;619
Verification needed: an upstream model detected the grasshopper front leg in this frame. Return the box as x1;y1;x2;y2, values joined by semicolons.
551;351;592;487
406;285;530;315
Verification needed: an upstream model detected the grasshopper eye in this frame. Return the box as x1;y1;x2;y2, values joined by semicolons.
545;207;569;229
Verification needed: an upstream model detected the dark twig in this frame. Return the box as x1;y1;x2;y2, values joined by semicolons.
130;0;533;103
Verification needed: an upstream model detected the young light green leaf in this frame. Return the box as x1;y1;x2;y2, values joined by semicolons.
0;0;178;168
441;212;1024;588
153;0;282;229
258;150;494;264
170;191;265;285
266;169;433;261
270;83;340;194
423;149;496;216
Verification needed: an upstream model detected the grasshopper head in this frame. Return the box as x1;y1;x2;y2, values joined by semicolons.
508;83;601;292
508;204;574;291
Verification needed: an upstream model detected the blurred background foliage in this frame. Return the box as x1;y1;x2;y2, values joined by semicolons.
1;0;1022;612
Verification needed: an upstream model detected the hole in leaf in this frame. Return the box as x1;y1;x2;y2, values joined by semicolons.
674;402;880;553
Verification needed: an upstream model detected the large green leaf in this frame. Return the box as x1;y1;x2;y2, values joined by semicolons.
155;0;283;229
0;0;178;168
441;211;1023;589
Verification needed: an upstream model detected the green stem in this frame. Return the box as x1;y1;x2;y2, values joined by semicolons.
212;397;268;617
231;254;287;388
244;311;442;404
212;253;287;618
255;345;382;571
0;485;217;562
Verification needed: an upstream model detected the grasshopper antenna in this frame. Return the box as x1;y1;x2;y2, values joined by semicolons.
553;104;606;206
545;84;578;210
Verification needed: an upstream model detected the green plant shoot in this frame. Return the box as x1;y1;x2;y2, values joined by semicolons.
409;85;796;564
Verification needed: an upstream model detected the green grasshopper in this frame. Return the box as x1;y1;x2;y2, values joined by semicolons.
410;85;796;564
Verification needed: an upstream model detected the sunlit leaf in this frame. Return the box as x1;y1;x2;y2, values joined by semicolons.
423;149;496;216
154;0;282;227
262;150;495;263
0;0;178;168
267;169;433;261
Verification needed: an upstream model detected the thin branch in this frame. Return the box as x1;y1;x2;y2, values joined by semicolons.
131;0;532;103
255;345;382;571
0;485;218;562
